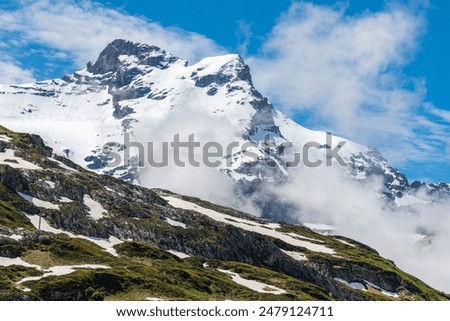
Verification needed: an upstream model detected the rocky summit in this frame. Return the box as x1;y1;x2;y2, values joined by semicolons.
0;125;448;301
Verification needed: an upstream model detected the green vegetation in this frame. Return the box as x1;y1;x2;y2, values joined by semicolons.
13;240;328;301
0;183;36;231
0;200;35;230
115;241;176;260
0;265;42;300
23;234;114;267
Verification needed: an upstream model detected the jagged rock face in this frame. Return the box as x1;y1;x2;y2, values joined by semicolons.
0;127;447;301
346;148;410;199
0;39;448;216
87;39;179;75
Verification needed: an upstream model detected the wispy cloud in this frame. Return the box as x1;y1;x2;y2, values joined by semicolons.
0;0;225;75
235;20;253;56
248;2;449;173
0;59;35;84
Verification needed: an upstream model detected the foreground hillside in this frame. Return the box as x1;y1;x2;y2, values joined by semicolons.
0;125;448;301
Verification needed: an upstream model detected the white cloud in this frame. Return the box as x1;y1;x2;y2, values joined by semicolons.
236;20;252;57
248;2;449;169
0;0;225;70
265;162;450;292
0;60;35;84
429;105;450;123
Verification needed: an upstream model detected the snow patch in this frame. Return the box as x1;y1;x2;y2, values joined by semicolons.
281;250;307;261
23;213;122;256
17;264;110;284
45;180;56;189
334;277;366;291
83;194;107;221
164;217;186;229
85;236;123;257
0;233;23;241
334;278;399;298
0;149;42;170
18;192;59;210
364;280;399;298
336;239;356;248
47;157;78;172
59;197;74;203
0;134;12;142
217;269;287;295
167;250;190;259
0;256;40;268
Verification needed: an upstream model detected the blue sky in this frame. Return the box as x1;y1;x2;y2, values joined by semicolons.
0;0;449;182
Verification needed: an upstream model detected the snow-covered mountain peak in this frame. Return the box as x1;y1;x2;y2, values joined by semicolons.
0;39;448;207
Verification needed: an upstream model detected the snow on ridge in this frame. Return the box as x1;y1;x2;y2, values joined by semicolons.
162;196;335;255
217;269;287;295
191;54;242;76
